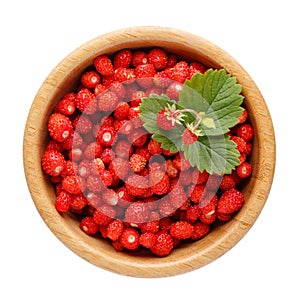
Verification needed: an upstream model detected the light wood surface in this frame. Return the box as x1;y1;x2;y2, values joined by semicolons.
23;26;276;277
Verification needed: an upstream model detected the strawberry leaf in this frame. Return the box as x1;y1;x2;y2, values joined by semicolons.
179;70;244;135
182;135;240;174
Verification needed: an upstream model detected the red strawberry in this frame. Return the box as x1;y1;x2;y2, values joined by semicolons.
94;55;114;76
167;61;190;83
62;175;85;194
217;189;245;214
134;63;156;88
150;170;170;195
147;48;168;71
97;90;119;112
190;222;210;240
236;162;253;178
170;221;193;240
156;109;177;130
48;113;73;142
42;150;66;176
56;93;76;115
97;126;117;147
140;232;156;248
150;232;174;256
113;49;132;68
125;175;151;198
182;128;198;145
75;88;97;114
129;153;147;173
107;219;124;241
114;67;135;83
132;50;148;67
80;71;101;88
237;124;254;142
55;191;71;212
113;101;130;120
120;228;140;250
80;216;99;235
125;201;149;224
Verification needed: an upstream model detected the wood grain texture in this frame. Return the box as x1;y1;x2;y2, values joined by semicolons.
23;26;276;278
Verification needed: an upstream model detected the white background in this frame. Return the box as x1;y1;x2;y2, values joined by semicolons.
1;0;299;298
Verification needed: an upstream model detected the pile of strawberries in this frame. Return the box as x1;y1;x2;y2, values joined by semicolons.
41;47;253;256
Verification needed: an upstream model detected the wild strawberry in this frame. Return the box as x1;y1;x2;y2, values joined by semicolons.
42;150;66;176
93;205;116;225
125;175;151;198
97;90;119;112
75;88;97;114
55;191;72;212
134;63;156;88
128;106;143;128
107;219;124;241
74;115;92;134
147;48;168;71
190;184;206;204
190;222;210;240
237;124;254;142
170;221;194;240
83;142;102;160
114;67;135;83
236;162;253;178
99;169;114;187
100;148;114;164
113;49;132;68
182;128;198;145
156;109;177;130
200;201;217;224
129;153;147;173
48;113;73;142
217;188;245;215
94;55;114;76
125;201;149;225
189;61;207;75
45;139;64;153
56;93;76;115
150;170;170;195
140;232;156;248
120;228;140;250
80;216;99;235
86;175;104;193
113;101;130;120
231;136;247;153
62;160;76;177
128;128;148;147
167;54;178;68
94;83;106;96
132;50;148;67
97;126;117;147
217;212;232;222
169;184;187;209
130;90;146;107
80;71;101;88
147;139;162;155
153;70;171;88
70;193;87;211
165;82;183;100
114;119;133;135
165;160;179;178
167;61;190;83
116;186;135;207
173;153;191;171
109;157;129;181
113;140;133;159
238;108;248;124
220;175;236;191
150;232;174;256
134;145;151;161
109;81;126;99
91;157;105;174
62;175;86;194
186;205;201;223
244;142;252;156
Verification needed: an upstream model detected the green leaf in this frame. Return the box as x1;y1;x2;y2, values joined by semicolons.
179;70;244;135
182;135;240;174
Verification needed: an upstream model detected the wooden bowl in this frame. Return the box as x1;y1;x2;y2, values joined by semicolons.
23;26;275;277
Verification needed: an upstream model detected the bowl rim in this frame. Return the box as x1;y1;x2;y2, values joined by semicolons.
23;26;276;278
